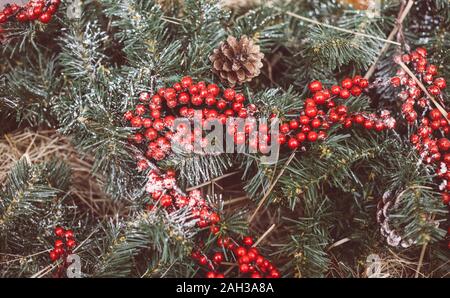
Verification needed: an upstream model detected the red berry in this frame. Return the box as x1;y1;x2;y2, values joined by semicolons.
0;13;7;24
288;138;299;149
213;252;224;264
307;131;318;142
55;226;65;237
270;269;280;278
207;84;220;96
339;89;350;99
299;115;310;125
178;92;189;105
137;159;149;171
49;250;58;262
243;236;253;246
142;118;152;128
224;88;236;101
390;77;401;87
66;238;76;249
311;118;321;128
358;79;369;88
144;128;158;141
336;105;348;115
210;212;220;223
235;246;247;257
364;120;374;130
135;104;146;116
280;123;290;134
130;116;142;128
305;107;318;118
239;264;249;273
206;272;216;278
160;194;172;207
173;82;182;92
416;48;427;57
39;12;51;23
235;93;245;103
239;255;250;264
54;239;64;248
350;86;362;96
296;132;306;142
289;119;299;130
181;76;193;88
434;77;446;89
164;88;176;100
216;100;227;110
438;138;450;151
427;64;438;75
429;109;441;120
308;81;322;92
189;85;199;95
341;78;353;89
313;92;326;105
64;229;74;239
331;85;341;95
442;192;450;204
428;85;441;96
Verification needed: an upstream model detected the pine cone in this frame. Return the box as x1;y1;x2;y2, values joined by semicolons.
209;35;264;86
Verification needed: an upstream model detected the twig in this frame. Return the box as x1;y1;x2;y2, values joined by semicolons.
415;242;428;278
397;60;449;122
248;151;296;223
364;0;414;79
185;171;240;191
252;224;276;247
278;9;401;46
224;195;249;206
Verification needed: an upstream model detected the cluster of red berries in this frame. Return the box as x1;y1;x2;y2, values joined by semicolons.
390;48;450;207
192;236;280;278
124;76;261;161
49;226;76;262
135;157;278;277
0;0;59;24
391;47;447;123
279;76;396;150
138;163;221;228
124;76;395;161
391;47;450;250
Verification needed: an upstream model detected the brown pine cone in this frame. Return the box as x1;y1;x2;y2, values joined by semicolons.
209;35;264;86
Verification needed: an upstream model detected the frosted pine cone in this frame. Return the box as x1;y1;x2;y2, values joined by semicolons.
209;35;264;86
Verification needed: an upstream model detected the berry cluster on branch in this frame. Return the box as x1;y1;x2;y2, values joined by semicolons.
390;47;450;249
279;76;396;150
391;48;449;205
49;226;77;278
0;0;60;24
135;158;279;278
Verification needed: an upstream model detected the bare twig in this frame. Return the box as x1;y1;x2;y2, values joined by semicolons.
415;242;428;278
278;9;401;46
364;0;414;79
185;171;240;192
252;224;276;247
